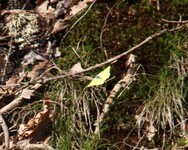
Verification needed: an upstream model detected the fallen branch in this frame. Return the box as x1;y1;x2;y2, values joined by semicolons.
0;96;23;114
42;26;183;83
94;54;137;134
0;82;43;114
0;112;9;149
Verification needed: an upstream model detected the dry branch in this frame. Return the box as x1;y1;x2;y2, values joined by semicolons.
25;143;55;150
0;112;9;149
94;54;137;134
0;84;42;114
0;97;21;114
1;39;13;83
162;19;188;24
11;139;55;150
42;26;183;83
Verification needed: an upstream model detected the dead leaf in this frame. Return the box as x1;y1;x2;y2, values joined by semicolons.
20;88;34;99
125;54;136;68
50;0;59;4
27;60;52;81
70;0;94;16
18;124;28;139
17;99;52;141
146;125;156;141
31;83;43;90
35;0;55;19
54;48;61;57
51;20;67;34
70;62;83;73
22;51;46;66
5;75;18;93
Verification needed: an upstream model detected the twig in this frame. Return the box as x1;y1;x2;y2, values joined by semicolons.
0;84;20;88
2;39;13;83
99;0;123;58
14;140;55;150
156;0;160;11
62;0;96;40
42;27;182;83
21;0;31;10
70;46;84;62
0;112;9;149
0;36;10;41
162;19;188;24
0;96;23;114
94;54;137;134
133;132;146;150
25;143;55;150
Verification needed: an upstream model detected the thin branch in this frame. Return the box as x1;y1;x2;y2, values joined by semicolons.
156;0;160;11
0;36;10;41
2;39;13;83
62;0;96;40
94;54;137;134
0;112;9;149
162;19;188;24
21;0;31;10
42;27;182;83
133;132;146;150
0;96;23;114
25;144;55;150
99;0;123;58
0;84;20;88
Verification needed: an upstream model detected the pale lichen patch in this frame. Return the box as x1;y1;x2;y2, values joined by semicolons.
5;12;40;49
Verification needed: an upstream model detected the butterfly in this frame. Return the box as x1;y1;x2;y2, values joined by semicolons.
86;66;111;87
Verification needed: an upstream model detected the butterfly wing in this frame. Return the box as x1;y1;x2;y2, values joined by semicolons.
86;66;111;87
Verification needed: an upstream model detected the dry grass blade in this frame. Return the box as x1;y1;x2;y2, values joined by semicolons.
49;78;104;149
136;53;188;141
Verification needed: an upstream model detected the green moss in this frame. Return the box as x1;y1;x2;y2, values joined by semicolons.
54;0;188;149
58;4;105;70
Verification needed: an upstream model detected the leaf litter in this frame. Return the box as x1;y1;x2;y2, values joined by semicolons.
0;0;95;149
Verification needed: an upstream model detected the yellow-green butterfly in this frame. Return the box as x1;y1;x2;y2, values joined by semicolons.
86;66;111;87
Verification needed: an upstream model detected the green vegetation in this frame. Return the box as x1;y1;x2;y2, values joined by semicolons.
47;79;105;149
49;0;188;149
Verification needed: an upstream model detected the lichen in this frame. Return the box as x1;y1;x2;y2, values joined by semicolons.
5;12;40;49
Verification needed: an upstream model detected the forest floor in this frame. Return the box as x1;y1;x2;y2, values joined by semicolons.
0;0;188;150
